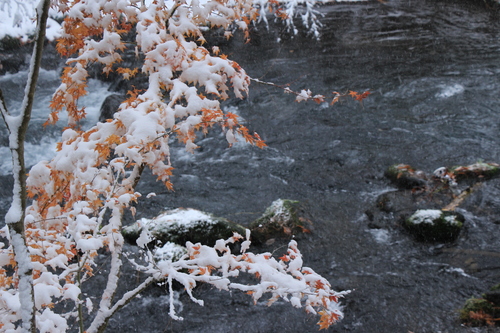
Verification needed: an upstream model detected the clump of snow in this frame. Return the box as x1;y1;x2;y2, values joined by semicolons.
265;199;293;222
408;209;443;224
153;242;187;262
136;228;152;248
0;0;62;41
408;209;461;226
139;208;216;230
443;215;461;225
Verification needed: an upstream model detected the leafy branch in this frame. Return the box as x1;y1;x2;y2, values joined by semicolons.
250;77;371;105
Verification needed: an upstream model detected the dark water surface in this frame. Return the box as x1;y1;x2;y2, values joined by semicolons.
125;1;500;332
2;0;500;332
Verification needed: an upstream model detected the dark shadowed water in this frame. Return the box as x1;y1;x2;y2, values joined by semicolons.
1;0;500;332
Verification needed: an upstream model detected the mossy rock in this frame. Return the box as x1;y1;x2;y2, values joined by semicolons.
450;161;500;180
122;208;246;247
385;164;427;189
459;297;500;326
249;199;310;243
404;209;464;242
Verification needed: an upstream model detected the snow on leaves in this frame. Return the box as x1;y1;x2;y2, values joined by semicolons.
253;78;371;106
137;232;348;327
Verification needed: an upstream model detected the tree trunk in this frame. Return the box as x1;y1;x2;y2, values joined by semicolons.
0;0;51;331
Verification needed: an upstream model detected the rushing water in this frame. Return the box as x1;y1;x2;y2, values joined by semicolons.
1;0;500;332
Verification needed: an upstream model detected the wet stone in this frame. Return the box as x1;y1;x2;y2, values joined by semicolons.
99;94;126;122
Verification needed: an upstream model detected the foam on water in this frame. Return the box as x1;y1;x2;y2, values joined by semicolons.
0;138;58;176
435;83;465;98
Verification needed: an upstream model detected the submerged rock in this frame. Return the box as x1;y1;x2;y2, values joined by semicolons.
249;199;311;243
122;208;246;247
379;161;500;243
404;209;464;242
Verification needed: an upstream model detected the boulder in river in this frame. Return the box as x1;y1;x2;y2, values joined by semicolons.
404;209;464;242
99;94;126;122
249;199;311;244
122;208;246;247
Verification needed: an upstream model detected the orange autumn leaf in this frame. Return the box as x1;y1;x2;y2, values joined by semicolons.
116;67;139;80
355;90;371;101
317;310;341;330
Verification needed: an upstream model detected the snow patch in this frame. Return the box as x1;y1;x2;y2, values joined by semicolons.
408;209;443;224
138;208;216;229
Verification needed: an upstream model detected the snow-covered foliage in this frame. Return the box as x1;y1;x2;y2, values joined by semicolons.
0;0;336;42
0;0;61;41
0;0;350;331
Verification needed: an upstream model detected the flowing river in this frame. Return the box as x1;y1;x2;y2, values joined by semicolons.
1;0;500;332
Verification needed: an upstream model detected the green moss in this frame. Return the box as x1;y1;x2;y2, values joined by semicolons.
459;297;498;327
491;283;500;292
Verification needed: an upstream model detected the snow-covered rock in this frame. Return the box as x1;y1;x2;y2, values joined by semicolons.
250;199;311;243
123;208;246;247
404;209;464;242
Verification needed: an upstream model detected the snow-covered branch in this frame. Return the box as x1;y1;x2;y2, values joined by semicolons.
0;0;350;331
132;231;349;327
